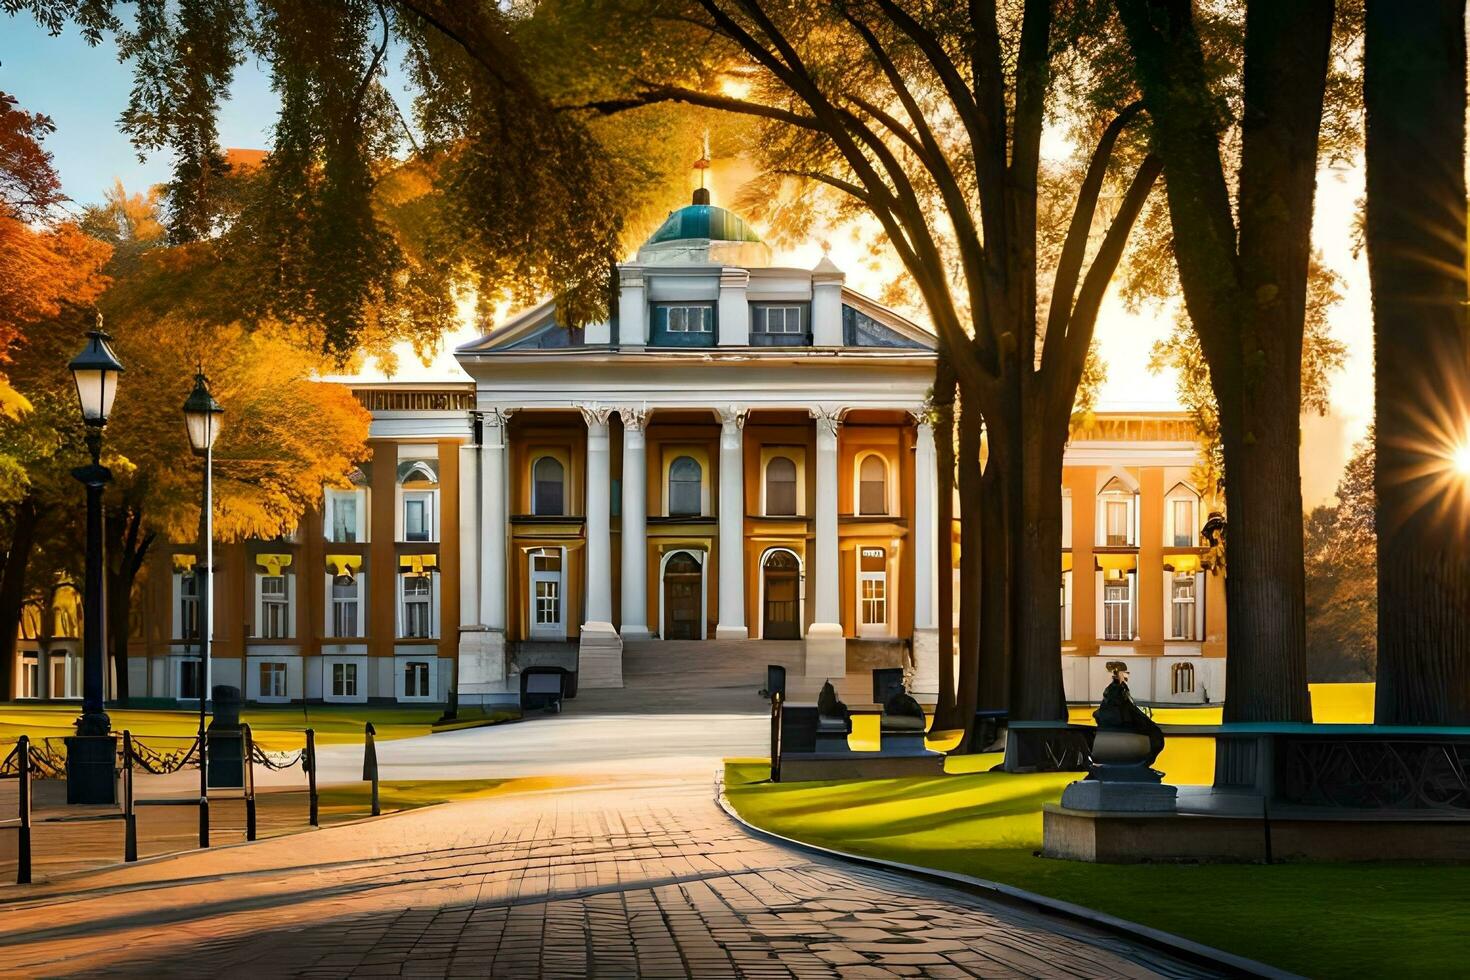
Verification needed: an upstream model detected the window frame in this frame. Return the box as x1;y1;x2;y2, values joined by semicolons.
667;455;703;517
331;661;359;698
1167;571;1200;641
856;452;890;516
258;661;288;701
324;487;369;543
397;570;439;640
254;572;295;640
530;455;566;517
401;660;433;700
763;455;799;517
324;570;366;639
1102;577;1134;642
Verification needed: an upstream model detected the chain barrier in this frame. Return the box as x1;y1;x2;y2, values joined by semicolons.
0;739;65;779
251;742;305;771
128;736;202;775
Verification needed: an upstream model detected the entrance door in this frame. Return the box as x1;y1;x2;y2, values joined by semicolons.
529;549;563;640
762;550;801;639
663;551;703;640
859;547;888;637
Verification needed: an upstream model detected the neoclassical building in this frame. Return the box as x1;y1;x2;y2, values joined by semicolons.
16;192;1226;707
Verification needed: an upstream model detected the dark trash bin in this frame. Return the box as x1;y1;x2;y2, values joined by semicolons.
521;667;569;712
207;685;245;789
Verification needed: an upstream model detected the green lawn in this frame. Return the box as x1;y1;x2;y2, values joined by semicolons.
723;758;1467;979
0;702;518;750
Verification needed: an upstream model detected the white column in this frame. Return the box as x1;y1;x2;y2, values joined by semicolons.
478;409;512;631
812;255;845;347
910;413;941;699
717;269;750;346
582;405;614;623
618;268;647;347
457;441;480;628
716;405;748;639
806;406;845;677
619;406;651;640
460;408;513;706
579;405;623;687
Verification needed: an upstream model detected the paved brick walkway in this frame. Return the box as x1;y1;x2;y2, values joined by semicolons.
0;776;1218;979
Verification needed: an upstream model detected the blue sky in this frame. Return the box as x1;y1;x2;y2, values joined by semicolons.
1;15;279;208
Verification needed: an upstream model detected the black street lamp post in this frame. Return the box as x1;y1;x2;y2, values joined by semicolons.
65;322;124;804
183;372;223;847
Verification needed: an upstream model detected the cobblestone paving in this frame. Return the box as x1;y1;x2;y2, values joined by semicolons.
0;778;1218;979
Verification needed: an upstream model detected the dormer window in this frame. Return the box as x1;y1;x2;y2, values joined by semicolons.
751;304;810;346
651;304;715;347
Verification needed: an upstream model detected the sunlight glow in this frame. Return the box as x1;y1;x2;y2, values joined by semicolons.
1453;441;1470;477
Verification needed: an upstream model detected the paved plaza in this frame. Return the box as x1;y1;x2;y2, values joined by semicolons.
0;644;1226;978
0;776;1218;979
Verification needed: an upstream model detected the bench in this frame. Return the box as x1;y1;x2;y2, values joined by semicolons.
1158;722;1470;811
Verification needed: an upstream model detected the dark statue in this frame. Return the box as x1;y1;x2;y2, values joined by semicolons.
1093;662;1165;769
816;680;851;729
882;687;927;733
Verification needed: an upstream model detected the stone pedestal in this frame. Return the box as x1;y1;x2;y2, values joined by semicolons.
457;627;517;706
804;624;846;680
578;621;624;689
909;628;940;699
1060;779;1178;813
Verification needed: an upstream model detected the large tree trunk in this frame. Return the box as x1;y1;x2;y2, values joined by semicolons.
1216;402;1312;722
1365;0;1470;725
932;369;961;729
0;496;42;701
976;464;1010;714
955;424;984;731
1010;416;1067;721
1120;0;1332;723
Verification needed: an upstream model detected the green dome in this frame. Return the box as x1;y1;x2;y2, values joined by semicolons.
646;203;762;246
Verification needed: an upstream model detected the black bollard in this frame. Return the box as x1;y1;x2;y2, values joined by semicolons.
16;736;31;885
363;722;379;816
305;728;319;827
123;731;137;862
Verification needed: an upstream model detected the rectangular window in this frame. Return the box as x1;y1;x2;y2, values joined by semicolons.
861;577;887;626
1105;500;1131;546
751;305;808;345
180;659;203;700
1172;499;1195;548
1171;574;1198;640
404;661;430;698
21;657;38;699
403;494;433;542
332;662;358;698
402;575;432;638
179;572;199;641
327;490;365;543
1103;581;1132;641
666;305;713;333
331;575;361;638
259;575;290;639
259;661;287;699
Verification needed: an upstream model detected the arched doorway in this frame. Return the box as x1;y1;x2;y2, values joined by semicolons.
762;549;801;640
662;550;704;640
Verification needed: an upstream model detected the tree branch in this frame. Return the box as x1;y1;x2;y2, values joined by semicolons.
573;85;822;131
1054;154;1164;418
1040;102;1144;375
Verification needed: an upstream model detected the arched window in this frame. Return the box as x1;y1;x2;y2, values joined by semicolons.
668;456;702;516
1172;661;1196;695
532;457;565;516
765;456;798;516
859;455;888;515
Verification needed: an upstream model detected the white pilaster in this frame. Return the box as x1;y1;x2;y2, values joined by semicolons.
618;268;647;347
812;255;845;347
715;405;748;639
806;406;845;678
460;408;514;706
910;412;941;699
457;441;480;628
717;268;751;346
619;406;651;640
579;404;623;687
